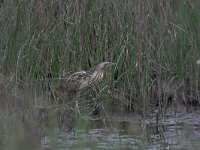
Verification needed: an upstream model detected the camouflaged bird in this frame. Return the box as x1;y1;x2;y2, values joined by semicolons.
57;62;114;93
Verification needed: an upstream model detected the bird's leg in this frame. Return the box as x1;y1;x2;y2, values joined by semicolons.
94;87;100;101
75;91;81;116
92;87;101;116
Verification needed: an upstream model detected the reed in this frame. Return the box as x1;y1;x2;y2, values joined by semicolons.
0;0;200;116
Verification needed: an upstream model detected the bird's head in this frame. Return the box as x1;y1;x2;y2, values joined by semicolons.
96;62;115;71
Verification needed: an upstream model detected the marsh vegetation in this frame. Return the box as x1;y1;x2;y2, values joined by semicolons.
0;0;200;149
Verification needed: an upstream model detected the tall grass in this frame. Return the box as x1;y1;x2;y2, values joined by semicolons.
1;0;200;113
1;0;200;149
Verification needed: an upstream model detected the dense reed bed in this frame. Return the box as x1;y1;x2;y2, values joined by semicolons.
1;0;200;149
1;0;200;112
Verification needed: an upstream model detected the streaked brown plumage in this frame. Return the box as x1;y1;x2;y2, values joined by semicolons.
56;62;114;115
58;62;114;93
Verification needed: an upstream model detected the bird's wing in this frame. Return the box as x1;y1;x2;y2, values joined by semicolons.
67;71;91;80
65;71;92;91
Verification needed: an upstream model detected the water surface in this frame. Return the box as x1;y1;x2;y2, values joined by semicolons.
41;108;200;150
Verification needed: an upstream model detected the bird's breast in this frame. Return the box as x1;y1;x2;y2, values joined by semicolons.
89;72;104;87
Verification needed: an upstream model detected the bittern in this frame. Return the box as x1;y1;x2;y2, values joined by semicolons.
58;62;114;93
57;62;114;114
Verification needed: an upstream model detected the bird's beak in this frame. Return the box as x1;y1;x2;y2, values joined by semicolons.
105;62;115;69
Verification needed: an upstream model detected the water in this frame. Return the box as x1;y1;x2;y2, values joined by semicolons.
1;84;200;149
41;109;200;150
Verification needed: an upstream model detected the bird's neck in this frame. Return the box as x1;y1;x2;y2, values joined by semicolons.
91;70;104;80
93;70;103;75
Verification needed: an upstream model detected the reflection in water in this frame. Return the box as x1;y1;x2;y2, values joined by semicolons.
41;110;200;150
1;78;200;150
